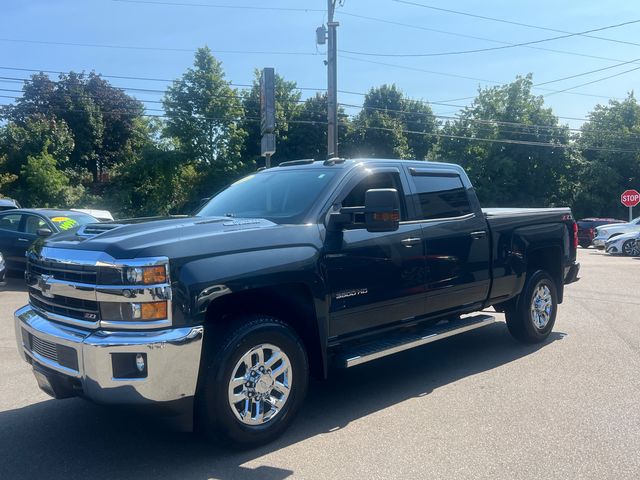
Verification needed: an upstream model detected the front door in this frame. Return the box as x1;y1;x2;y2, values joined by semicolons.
324;168;426;339
0;212;25;269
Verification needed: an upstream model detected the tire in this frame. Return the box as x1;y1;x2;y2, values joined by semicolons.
579;241;591;249
196;315;308;447
505;270;558;344
622;240;639;257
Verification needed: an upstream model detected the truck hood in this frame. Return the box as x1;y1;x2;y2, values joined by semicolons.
37;215;317;260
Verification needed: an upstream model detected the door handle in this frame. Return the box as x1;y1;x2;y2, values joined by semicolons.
470;231;487;239
401;237;421;246
18;237;30;242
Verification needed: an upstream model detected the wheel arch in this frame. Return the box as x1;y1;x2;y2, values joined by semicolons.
203;283;327;380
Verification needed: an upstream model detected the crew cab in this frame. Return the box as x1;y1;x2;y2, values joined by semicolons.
14;159;580;446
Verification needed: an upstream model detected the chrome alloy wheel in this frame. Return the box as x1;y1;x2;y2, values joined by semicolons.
622;240;640;256
530;283;553;329
227;343;292;426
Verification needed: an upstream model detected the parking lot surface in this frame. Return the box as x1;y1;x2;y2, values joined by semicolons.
0;249;638;479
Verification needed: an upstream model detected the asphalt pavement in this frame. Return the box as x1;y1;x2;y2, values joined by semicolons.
0;249;638;479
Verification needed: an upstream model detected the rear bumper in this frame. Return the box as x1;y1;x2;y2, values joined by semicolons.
14;305;203;413
564;262;580;285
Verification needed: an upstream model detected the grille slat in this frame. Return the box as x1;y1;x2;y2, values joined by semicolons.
27;257;100;325
24;330;79;372
31;335;58;362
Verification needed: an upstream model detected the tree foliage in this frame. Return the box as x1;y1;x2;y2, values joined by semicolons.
163;47;246;171
438;75;575;208
1;49;639;220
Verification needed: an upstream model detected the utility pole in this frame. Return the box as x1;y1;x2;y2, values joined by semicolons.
327;0;339;158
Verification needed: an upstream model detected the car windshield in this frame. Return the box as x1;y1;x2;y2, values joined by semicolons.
196;169;338;224
46;213;98;231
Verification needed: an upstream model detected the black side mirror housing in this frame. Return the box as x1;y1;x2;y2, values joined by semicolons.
364;188;400;232
37;228;53;237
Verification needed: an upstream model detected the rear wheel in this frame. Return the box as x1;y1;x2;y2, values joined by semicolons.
505;270;558;344
196;315;308;447
579;241;591;249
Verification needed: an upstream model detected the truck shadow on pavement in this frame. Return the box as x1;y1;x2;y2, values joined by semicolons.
0;274;28;293
0;323;565;480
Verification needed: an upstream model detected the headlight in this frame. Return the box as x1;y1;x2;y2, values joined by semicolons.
131;301;168;320
126;265;167;285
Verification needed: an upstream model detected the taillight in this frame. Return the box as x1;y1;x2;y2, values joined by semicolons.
573;222;579;248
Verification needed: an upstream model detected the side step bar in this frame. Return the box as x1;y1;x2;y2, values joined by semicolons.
336;314;495;368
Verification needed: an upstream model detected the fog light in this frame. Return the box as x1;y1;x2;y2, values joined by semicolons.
135;353;145;372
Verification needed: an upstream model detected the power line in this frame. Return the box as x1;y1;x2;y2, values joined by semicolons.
338;11;640;65
339;18;640;57
338;102;640;144
544;65;640;97
342;122;640;153
392;0;640;48
340;55;625;101
2;92;638;154
0;38;320;56
0;66;326;93
111;0;324;12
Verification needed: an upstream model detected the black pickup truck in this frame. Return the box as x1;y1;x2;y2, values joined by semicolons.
14;158;579;446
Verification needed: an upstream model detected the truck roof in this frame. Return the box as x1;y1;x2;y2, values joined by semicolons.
270;158;463;171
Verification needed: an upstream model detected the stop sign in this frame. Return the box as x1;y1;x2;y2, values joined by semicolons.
621;189;640;207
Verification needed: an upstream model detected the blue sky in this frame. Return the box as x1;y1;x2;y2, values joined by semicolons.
1;0;639;129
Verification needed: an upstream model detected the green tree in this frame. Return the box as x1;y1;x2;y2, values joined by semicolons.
286;93;351;160
20;148;84;207
349;84;438;160
0;117;79;205
437;75;575;207
163;46;246;170
574;93;640;218
7;72;144;182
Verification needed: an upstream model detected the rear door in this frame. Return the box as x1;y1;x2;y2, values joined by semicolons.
324;167;426;339
406;167;491;315
0;212;25;269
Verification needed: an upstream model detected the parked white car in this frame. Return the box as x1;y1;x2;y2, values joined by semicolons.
593;216;640;248
604;231;640;256
71;208;114;222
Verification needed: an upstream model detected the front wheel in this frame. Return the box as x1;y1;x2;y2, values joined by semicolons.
622;240;640;257
196;315;308;447
505;270;558;344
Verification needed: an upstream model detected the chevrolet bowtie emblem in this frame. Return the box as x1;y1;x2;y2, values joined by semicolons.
38;274;55;298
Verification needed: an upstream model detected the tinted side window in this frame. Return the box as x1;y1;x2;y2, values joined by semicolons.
0;213;22;232
411;174;472;220
23;215;48;234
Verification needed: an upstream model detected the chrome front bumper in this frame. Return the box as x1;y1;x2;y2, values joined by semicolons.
14;305;204;409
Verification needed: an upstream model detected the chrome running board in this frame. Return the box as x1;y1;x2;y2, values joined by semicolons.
337;314;495;368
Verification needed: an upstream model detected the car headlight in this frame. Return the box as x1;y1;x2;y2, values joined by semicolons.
125;265;167;285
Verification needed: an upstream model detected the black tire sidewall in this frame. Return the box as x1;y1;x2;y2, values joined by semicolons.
519;271;558;342
622;240;635;256
198;317;308;446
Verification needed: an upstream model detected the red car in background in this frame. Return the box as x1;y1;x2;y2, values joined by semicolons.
577;218;626;248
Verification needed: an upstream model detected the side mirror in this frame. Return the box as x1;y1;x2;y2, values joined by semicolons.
364;188;400;232
37;228;53;237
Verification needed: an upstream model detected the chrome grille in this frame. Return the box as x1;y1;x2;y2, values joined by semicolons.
29;257;97;284
22;329;79;372
31;334;58;362
26;248;172;331
29;289;100;322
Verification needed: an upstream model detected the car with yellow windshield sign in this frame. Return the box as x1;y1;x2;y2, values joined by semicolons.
0;209;98;272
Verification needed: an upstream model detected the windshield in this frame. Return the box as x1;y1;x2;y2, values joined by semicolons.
196;169;338;224
46;213;98;231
